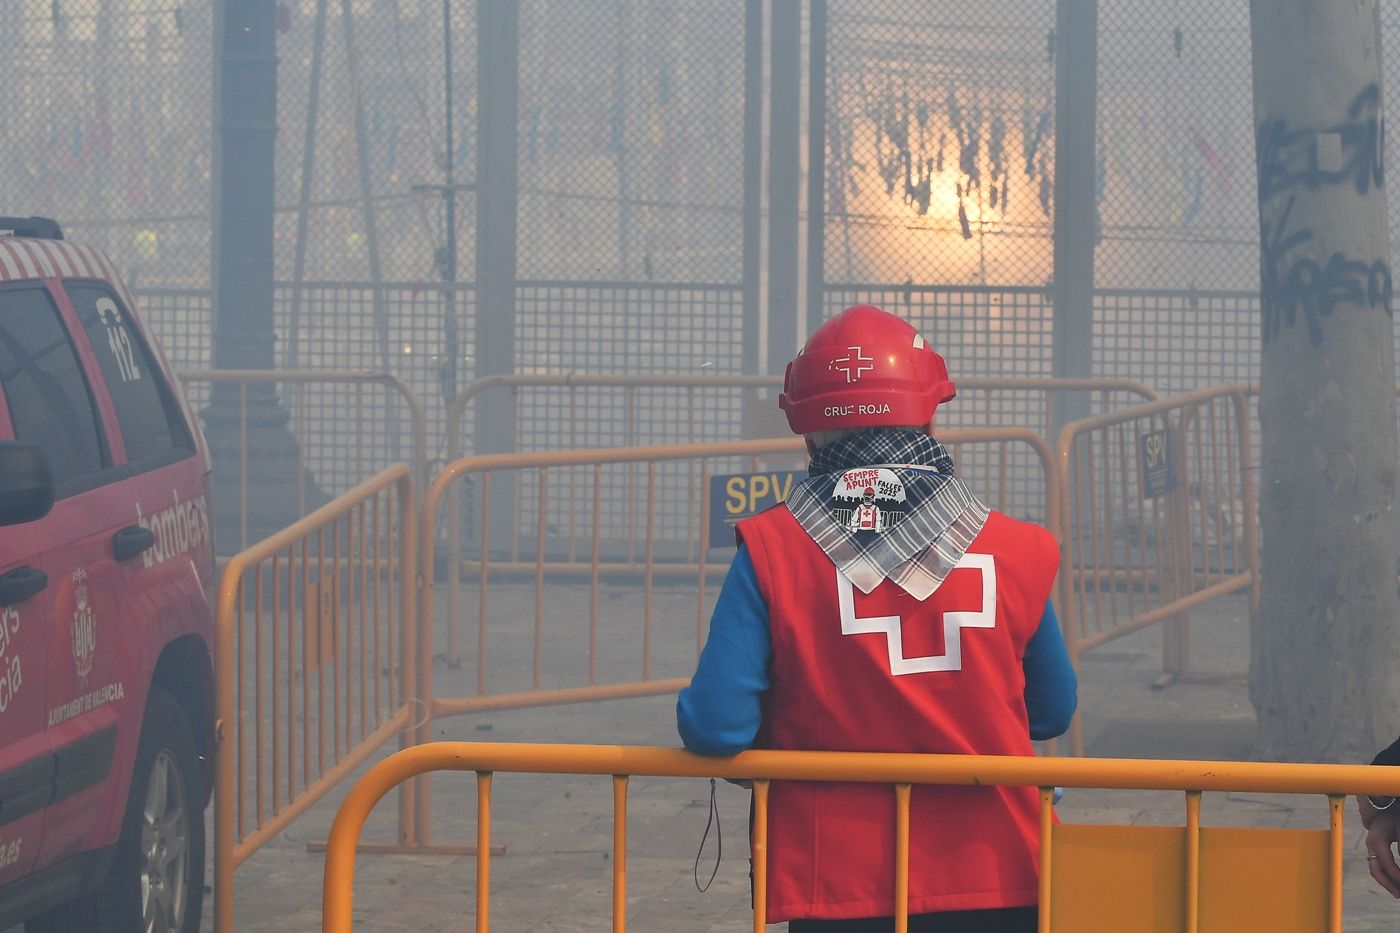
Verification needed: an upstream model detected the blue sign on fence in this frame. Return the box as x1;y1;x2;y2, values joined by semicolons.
708;471;806;547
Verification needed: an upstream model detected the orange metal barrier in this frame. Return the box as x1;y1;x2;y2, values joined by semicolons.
426;429;1058;684
1056;385;1259;754
213;465;417;932
439;376;1153;662
414;431;1058;840
322;741;1398;932
438;376;1154;677
179;369;428;553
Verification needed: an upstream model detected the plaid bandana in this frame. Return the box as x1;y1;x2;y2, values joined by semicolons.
785;430;989;601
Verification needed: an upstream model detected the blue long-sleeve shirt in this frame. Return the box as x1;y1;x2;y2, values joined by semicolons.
677;545;1078;756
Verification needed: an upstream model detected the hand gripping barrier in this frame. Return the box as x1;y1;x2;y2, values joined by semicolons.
213;465;417;932
322;741;1400;933
1056;385;1259;754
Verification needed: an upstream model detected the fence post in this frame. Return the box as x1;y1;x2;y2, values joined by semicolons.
475;0;520;557
1050;0;1098;431
1161;414;1194;684
805;0;827;332
207;0;307;553
337;0;389;377
742;0;764;436
768;0;801;377
286;0;329;371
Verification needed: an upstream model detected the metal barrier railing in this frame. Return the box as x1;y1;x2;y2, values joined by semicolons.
439;376;1153;660
199;381;1271;924
1056;385;1259;754
427;429;1059;684
178;369;428;553
213;464;417;933
321;741;1399;933
414;431;1058;840
441;375;782;613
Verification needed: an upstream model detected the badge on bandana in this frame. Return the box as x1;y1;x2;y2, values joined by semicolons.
833;467;906;533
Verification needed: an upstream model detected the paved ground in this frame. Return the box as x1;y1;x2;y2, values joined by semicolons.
166;579;1400;932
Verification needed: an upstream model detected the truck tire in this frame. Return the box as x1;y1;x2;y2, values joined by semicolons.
28;685;205;933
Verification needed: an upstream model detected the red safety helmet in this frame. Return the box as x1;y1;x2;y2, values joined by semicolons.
779;304;955;435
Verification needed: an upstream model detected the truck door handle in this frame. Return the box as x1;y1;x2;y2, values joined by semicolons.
0;566;47;606
112;525;156;562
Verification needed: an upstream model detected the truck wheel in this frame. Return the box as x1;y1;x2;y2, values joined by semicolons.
28;686;205;933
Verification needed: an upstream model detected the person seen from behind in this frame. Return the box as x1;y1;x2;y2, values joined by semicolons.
677;305;1078;932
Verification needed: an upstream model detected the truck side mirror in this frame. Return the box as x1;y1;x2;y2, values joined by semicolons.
0;441;55;525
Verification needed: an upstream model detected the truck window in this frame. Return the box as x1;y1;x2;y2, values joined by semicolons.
66;284;194;472
0;284;110;493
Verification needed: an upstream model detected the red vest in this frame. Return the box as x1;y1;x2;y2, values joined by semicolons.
736;506;1059;922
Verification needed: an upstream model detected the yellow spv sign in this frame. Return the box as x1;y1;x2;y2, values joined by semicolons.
1139;428;1176;498
708;471;806;547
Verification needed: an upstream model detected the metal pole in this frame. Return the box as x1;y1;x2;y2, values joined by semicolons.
474;0;518;403
474;0;518;382
768;0;801;376
739;0;761;448
411;0;471;412
208;0;314;554
742;0;763;370
212;0;278;373
806;0;827;331
474;0;519;554
1050;0;1098;431
442;0;460;405
338;0;390;373
286;0;329;370
742;0;763;438
86;0;113;254
614;0;631;279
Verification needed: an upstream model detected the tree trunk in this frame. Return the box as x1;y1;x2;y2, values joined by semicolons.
1249;0;1400;761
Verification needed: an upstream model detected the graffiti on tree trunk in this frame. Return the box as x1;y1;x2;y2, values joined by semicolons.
1256;83;1392;346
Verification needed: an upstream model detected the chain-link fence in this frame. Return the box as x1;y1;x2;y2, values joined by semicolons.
515;2;746;285
819;0;1260;396
823;1;1057;289
1088;0;1261;399
0;0;213;285
274;0;476;287
509;1;749;461
7;1;1400;503
1091;1;1400;396
1096;1;1258;293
